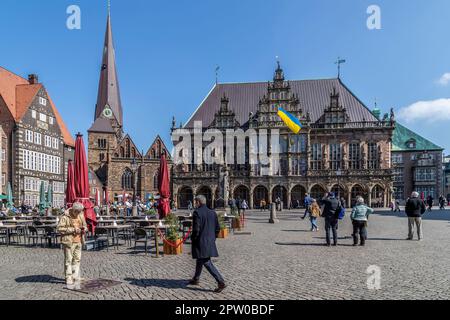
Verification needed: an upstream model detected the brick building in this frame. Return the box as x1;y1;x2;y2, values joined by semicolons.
87;12;171;202
391;123;444;203
172;63;395;209
442;155;450;200
0;67;75;207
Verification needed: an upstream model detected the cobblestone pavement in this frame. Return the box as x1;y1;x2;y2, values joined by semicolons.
1;209;450;300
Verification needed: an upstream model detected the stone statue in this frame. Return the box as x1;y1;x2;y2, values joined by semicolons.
217;166;230;207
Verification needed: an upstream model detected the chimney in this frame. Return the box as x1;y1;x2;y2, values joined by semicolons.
28;74;39;85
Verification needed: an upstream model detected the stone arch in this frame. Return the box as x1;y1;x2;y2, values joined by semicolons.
291;185;307;208
330;184;348;204
351;184;368;207
370;184;385;208
196;186;213;209
272;185;288;209
253;185;269;209
177;186;193;209
310;184;327;201
234;185;250;204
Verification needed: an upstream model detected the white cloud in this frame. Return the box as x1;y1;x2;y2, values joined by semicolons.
437;73;450;86
398;98;450;123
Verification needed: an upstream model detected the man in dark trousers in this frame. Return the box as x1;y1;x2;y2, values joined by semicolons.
405;191;426;240
189;195;226;293
321;192;341;246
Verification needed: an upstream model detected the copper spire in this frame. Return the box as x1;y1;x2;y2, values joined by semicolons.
94;4;123;127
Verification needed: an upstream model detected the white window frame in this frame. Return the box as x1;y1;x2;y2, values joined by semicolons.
39;97;47;106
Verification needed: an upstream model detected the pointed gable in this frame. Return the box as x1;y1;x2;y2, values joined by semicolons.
114;134;142;159
15;84;42;120
145;135;171;160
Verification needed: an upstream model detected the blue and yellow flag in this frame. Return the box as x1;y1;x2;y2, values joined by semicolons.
277;107;302;134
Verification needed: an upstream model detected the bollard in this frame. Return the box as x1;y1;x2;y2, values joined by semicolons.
269;203;279;224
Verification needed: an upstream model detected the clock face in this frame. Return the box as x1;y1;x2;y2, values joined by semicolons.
103;107;113;118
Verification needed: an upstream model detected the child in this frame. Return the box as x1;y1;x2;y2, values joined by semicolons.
309;200;321;232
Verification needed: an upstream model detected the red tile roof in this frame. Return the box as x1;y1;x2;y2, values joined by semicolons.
0;66;75;147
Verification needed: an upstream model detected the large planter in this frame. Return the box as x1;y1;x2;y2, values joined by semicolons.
232;217;242;230
218;228;229;239
163;239;183;255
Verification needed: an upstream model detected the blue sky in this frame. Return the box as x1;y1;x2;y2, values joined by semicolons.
1;0;450;154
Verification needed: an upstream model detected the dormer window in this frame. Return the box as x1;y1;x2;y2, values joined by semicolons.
406;139;416;149
39;97;47;106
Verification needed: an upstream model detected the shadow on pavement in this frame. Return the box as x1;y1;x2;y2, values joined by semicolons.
15;275;65;284
124;278;213;292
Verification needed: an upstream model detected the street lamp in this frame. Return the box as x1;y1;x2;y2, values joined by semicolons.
336;169;342;199
131;158;139;217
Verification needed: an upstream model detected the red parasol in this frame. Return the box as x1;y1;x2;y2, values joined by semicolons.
74;133;97;233
158;153;171;218
95;189;101;207
65;160;76;208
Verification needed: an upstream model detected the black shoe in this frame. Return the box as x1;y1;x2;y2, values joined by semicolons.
326;243;331;247
214;283;226;293
360;243;365;247
188;279;200;286
332;243;338;246
353;243;358;247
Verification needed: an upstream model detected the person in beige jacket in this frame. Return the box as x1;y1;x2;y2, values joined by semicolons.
57;202;88;287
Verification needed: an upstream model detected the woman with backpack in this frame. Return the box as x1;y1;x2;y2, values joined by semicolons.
309;199;321;232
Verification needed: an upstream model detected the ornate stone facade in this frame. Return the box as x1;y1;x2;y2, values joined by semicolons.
172;64;395;209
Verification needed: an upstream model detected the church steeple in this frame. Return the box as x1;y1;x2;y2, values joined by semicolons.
94;5;123;130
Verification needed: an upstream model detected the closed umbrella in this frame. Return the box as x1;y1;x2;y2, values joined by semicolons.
39;181;47;214
65;160;76;208
95;189;101;207
74;133;97;233
47;184;53;215
158;153;171;218
6;182;13;209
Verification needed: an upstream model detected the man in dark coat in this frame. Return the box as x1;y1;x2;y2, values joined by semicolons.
321;192;341;246
189;195;226;293
405;191;426;240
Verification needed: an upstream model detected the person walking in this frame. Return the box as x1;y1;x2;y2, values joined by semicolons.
189;195;226;293
321;192;341;246
438;195;445;210
405;192;426;241
309;199;321;232
426;195;434;212
57;202;88;288
240;199;249;215
302;193;313;220
350;197;373;246
260;199;266;211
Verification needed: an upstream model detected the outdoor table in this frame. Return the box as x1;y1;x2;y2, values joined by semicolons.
144;225;169;258
102;225;133;249
3;220;33;225
0;225;18;246
97;220;124;225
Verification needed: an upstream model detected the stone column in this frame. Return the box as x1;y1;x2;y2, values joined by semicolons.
249;189;254;209
347;191;352;209
287;187;291;210
368;188;372;208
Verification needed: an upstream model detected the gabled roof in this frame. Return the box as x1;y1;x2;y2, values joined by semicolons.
88;117;115;133
0;66;75;147
185;78;378;128
115;134;143;158
392;123;443;152
145;135;172;160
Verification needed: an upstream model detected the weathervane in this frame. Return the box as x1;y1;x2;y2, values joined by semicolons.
335;57;346;78
108;0;111;14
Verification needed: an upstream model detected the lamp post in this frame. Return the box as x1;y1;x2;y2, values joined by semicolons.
131;158;139;217
336;169;342;199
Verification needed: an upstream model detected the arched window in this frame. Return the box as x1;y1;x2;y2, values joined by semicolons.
122;168;133;189
151;149;156;159
131;147;136;159
153;172;159;189
125;139;131;158
120;147;125;158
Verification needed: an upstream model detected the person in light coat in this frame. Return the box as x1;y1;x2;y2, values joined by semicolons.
350;197;373;246
57;202;88;288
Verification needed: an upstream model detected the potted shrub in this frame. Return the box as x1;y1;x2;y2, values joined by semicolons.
217;214;229;238
163;213;183;255
231;213;242;230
